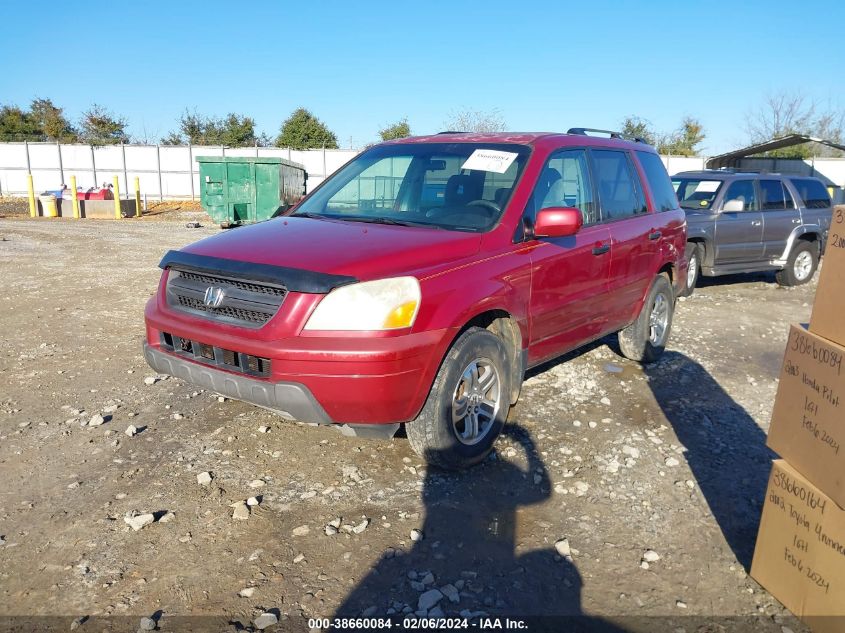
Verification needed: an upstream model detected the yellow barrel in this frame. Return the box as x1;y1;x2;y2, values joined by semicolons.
39;194;58;218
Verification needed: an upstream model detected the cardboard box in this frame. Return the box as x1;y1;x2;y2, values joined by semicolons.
768;324;845;507
810;206;845;347
751;460;845;633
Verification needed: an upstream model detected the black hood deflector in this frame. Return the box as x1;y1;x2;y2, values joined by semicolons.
158;250;358;294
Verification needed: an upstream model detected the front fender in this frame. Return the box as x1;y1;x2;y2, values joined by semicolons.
415;249;531;346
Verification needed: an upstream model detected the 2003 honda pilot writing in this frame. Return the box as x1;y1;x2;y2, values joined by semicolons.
144;130;687;469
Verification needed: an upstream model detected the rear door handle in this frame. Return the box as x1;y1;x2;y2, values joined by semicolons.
648;230;662;240
751;220;762;227
592;243;610;255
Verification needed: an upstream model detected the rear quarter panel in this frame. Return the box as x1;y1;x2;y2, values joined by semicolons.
661;209;688;296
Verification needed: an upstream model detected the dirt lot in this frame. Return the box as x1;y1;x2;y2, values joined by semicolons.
0;216;817;632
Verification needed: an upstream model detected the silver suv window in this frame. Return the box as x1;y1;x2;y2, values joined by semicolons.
672;177;722;210
789;178;831;209
759;179;794;210
722;180;758;211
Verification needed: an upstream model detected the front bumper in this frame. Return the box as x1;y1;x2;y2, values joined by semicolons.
144;343;332;423
144;292;453;424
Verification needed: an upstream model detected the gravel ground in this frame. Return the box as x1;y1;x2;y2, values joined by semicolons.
0;216;816;633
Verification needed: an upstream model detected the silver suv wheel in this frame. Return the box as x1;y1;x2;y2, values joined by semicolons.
686;251;698;289
648;292;670;346
451;358;501;445
793;250;813;281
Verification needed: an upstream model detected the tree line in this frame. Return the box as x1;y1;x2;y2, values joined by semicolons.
0;100;415;149
0;94;841;157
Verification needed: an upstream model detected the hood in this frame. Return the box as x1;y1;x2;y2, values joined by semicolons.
682;207;715;219
180;216;482;282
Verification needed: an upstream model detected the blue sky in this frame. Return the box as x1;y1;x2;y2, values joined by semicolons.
1;0;843;154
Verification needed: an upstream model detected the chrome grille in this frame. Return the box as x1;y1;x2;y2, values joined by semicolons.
165;268;287;327
175;270;286;297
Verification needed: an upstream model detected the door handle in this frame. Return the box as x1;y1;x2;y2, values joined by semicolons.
792;219;801;224
751;220;762;227
592;243;610;255
648;230;662;240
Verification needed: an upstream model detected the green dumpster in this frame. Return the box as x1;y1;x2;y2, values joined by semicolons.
196;156;307;227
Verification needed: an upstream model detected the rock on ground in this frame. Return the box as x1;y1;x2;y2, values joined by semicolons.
139;616;156;630
253;612;278;630
231;502;250;521
418;589;443;611
124;511;155;531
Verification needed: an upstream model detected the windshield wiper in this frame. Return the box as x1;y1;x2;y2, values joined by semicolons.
291;212;331;220
340;216;441;229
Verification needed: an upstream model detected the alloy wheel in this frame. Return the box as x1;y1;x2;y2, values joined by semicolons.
451;358;501;446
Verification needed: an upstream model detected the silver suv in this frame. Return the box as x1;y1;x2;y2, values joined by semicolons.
673;170;832;293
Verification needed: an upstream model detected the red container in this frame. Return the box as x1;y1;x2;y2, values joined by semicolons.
76;188;113;200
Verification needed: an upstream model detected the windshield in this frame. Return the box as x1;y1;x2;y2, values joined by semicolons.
672;178;723;210
292;142;531;231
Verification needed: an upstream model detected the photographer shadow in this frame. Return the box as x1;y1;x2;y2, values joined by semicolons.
332;424;626;632
642;350;775;569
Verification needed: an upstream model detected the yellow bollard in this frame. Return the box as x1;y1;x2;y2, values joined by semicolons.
70;175;80;219
134;177;141;218
112;176;121;220
27;174;36;218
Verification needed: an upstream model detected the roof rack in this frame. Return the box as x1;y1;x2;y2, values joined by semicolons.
566;127;649;144
437;130;469;134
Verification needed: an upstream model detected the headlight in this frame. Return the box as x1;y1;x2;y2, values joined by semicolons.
303;277;421;331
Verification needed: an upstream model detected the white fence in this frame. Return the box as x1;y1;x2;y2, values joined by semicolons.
0;142;359;200
1;142;843;203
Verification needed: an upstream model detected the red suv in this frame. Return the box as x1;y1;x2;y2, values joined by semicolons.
144;130;687;469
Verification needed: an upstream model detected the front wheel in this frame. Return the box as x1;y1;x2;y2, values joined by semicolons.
618;274;674;363
406;327;511;470
776;241;818;286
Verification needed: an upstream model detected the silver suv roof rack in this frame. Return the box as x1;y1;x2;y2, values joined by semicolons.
567;127;648;144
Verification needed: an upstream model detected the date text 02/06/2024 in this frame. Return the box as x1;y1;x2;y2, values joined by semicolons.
307;617;529;630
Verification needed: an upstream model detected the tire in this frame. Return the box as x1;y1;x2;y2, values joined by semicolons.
776;240;818;286
618;274;674;363
406;327;511;470
682;242;701;297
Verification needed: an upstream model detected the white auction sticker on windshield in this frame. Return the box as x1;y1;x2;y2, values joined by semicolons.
461;149;519;174
695;180;720;193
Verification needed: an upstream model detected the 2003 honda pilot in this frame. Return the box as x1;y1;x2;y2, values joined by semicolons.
144;130;687;469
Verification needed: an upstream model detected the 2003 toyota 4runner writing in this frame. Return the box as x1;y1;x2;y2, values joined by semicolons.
673;170;832;294
144;130;687;469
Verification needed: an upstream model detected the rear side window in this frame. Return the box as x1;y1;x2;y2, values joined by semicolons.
722;180;758;211
636;151;678;212
760;179;786;210
790;178;831;209
591;150;647;220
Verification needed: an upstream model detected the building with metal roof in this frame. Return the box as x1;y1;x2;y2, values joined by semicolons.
706;134;845;169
